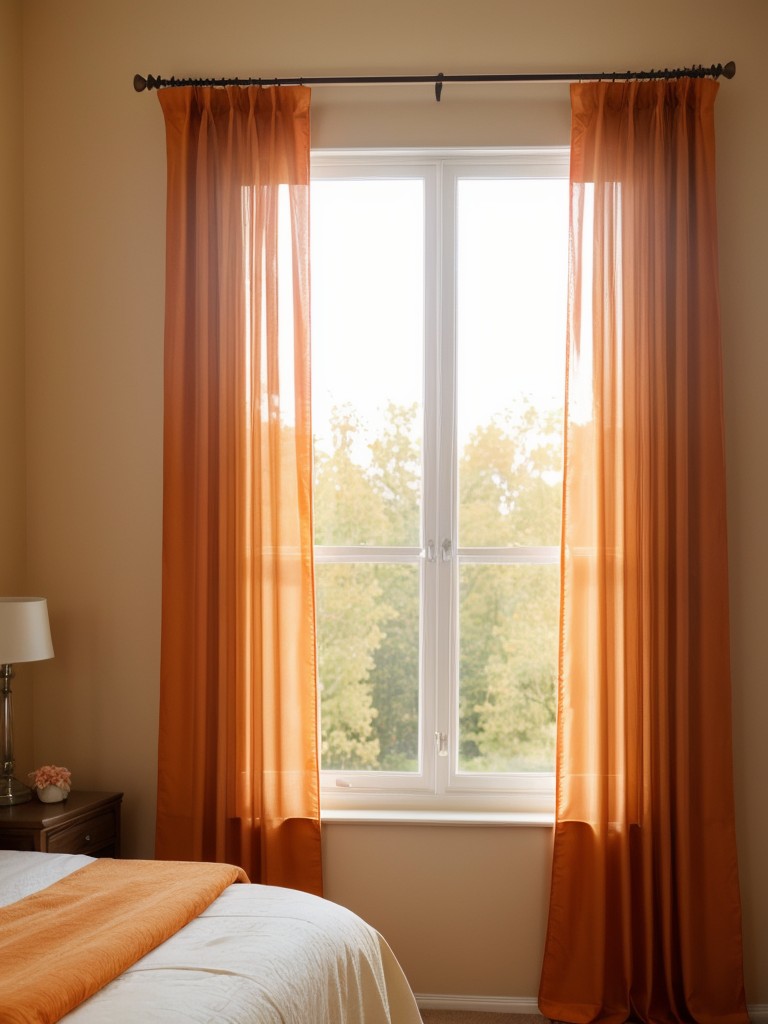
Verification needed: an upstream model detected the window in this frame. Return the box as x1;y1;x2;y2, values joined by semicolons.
311;150;569;813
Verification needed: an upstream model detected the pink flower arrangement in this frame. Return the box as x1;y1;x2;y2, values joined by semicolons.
28;764;72;793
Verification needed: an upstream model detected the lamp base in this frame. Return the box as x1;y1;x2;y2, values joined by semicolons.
0;774;33;806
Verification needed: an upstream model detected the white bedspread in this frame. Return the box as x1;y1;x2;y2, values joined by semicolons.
0;851;422;1024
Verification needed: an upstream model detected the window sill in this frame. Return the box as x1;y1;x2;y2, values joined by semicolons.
321;808;554;827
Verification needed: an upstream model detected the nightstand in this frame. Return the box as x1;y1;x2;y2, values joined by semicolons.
0;791;123;857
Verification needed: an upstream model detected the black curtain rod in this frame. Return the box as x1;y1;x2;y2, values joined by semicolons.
134;61;735;103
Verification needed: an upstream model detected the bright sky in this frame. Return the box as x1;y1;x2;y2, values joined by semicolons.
309;173;570;459
310;178;423;451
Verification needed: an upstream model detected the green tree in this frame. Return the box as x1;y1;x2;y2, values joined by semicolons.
457;400;562;769
314;405;390;547
459;402;562;548
464;563;558;771
368;401;421;547
316;562;387;769
314;406;393;769
367;402;421;768
314;397;562;774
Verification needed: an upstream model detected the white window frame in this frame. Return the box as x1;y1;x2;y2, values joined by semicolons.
312;148;569;816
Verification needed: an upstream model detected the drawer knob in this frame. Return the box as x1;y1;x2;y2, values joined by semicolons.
85;834;91;842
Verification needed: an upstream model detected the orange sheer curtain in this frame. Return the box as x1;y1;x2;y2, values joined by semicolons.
539;79;747;1023
154;86;322;895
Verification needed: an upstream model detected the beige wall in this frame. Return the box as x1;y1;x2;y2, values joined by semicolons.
0;0;24;588
0;0;33;766
14;0;768;1005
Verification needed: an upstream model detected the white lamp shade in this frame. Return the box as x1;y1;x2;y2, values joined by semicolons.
0;598;54;664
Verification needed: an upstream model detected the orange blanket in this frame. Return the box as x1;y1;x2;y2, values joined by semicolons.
0;858;248;1024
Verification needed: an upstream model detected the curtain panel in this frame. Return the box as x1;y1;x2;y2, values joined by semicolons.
539;79;748;1023
154;85;322;895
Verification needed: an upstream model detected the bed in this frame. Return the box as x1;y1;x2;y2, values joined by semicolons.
0;850;423;1024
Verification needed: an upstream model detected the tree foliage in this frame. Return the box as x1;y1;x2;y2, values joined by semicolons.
314;398;562;773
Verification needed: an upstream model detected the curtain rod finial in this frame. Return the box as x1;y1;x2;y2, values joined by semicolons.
134;74;164;91
722;60;736;79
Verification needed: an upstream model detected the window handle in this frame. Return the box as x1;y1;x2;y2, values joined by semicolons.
435;732;448;757
441;539;452;562
422;540;436;562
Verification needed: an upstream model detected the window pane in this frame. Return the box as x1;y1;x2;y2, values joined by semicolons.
311;179;424;547
317;562;420;772
458;562;558;772
312;156;567;805
456;178;568;548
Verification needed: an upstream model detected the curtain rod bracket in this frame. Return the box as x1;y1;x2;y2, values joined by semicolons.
435;72;444;102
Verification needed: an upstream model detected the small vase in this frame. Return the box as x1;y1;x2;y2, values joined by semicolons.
36;784;68;803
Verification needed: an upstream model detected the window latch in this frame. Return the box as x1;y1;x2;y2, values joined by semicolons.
422;540;436;562
435;732;448;757
441;539;452;562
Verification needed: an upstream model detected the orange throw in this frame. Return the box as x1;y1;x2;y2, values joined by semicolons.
0;858;249;1023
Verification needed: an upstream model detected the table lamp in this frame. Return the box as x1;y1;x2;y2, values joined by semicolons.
0;597;54;806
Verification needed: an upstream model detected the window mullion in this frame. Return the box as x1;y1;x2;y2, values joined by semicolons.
434;161;459;796
421;161;440;796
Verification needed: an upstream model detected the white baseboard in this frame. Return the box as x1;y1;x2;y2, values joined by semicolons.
415;994;768;1020
415;993;540;1013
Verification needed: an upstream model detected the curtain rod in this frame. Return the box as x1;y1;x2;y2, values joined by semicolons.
134;61;735;103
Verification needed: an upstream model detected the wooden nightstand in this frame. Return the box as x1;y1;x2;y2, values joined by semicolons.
0;791;123;857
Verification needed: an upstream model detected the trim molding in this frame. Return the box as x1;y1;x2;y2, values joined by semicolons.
415;994;539;1013
415;995;768;1020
